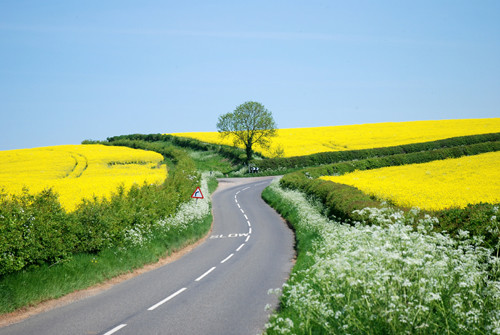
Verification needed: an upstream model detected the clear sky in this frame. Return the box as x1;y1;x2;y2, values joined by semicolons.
1;0;499;150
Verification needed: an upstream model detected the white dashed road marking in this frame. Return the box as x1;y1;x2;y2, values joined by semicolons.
195;266;216;282
148;287;188;311
221;253;234;264
103;324;127;335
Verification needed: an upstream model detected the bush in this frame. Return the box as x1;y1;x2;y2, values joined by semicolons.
0;189;74;275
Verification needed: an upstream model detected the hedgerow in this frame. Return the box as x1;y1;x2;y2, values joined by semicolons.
256;132;500;171
103;133;255;163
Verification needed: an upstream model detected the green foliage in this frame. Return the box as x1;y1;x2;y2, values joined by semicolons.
188;150;234;174
280;172;382;224
0;189;74;275
436;203;500;251
216;101;277;162
262;186;320;268
0;138;220;314
102;133;253;164
0;208;213;314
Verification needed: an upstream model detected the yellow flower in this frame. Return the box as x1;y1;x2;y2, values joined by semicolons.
321;151;500;210
0;145;167;211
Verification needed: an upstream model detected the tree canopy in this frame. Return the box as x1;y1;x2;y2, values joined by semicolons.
216;101;277;163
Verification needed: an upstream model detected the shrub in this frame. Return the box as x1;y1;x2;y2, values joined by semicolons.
0;189;74;275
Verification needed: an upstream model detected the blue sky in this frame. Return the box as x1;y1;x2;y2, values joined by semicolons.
1;0;499;150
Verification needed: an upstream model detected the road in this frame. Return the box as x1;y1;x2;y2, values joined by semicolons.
0;176;295;335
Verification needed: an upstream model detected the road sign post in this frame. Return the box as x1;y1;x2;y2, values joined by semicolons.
191;187;204;200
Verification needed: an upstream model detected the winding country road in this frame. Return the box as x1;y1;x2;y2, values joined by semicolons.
0;177;295;335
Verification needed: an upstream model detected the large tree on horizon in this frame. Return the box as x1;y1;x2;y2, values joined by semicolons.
216;101;277;163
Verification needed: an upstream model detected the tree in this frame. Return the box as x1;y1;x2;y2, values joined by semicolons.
216;101;277;163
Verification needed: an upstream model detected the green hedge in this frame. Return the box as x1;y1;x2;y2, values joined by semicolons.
103;133;256;164
0;189;73;273
257;132;500;171
436;203;499;250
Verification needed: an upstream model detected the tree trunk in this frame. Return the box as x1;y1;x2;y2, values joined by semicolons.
245;144;252;163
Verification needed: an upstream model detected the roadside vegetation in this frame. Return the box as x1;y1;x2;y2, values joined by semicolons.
262;180;499;334
0;140;221;314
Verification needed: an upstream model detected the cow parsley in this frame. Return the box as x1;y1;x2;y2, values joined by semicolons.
265;178;500;334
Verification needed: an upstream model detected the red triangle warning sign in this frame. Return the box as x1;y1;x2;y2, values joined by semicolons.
191;187;204;199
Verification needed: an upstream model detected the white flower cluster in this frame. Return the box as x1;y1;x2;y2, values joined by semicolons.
158;177;210;231
266;179;500;334
124;172;212;247
489;206;500;252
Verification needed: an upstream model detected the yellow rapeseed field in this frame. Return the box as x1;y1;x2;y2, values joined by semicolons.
172;118;500;157
0;145;167;211
321;151;500;211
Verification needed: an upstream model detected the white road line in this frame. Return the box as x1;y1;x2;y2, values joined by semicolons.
148;288;187;311
236;191;240;195
240;208;244;213
247;220;251;227
243;187;250;191
221;253;234;264
237;203;241;208
244;214;248;220
103;324;127;335
245;235;250;242
236;243;245;252
195;266;216;282
248;227;252;234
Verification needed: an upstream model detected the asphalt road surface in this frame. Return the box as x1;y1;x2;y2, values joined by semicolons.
0;177;295;335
